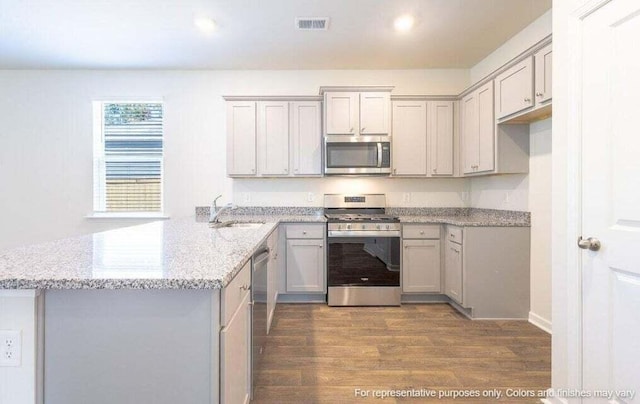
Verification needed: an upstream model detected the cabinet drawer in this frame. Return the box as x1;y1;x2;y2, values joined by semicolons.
286;224;324;239
403;224;440;239
221;260;251;326
447;226;463;244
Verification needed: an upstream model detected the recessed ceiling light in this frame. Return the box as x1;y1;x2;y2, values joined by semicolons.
194;16;217;34
394;14;415;32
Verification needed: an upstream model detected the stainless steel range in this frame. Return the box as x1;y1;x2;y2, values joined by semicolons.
325;194;401;306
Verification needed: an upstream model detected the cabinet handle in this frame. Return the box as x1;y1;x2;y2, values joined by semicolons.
361;127;366;132
303;231;307;235
240;284;250;291
318;245;323;249
450;233;455;237
350;127;354;133
294;168;298;172
432;168;437;173
536;92;544;97
524;97;531;103
393;168;397;175
419;231;425;235
404;245;409;249
251;169;255;173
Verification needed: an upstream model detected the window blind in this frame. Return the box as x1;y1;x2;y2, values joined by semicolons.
93;102;164;213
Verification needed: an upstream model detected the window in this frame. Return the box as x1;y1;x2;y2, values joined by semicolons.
93;101;164;214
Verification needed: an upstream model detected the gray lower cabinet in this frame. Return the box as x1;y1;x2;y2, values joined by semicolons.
444;237;463;304
285;224;326;293
445;226;530;319
266;227;279;332
220;260;252;404
402;225;441;293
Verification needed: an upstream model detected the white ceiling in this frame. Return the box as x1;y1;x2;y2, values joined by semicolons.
0;0;551;69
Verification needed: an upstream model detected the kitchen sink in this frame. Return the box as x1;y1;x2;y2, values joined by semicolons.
210;221;264;229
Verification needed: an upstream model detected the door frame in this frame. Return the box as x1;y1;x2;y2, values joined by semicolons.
553;0;614;399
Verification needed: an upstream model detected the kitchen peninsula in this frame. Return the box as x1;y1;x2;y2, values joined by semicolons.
0;207;529;403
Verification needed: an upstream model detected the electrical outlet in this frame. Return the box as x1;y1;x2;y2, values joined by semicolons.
0;330;21;367
402;193;411;204
243;192;251;205
307;192;315;203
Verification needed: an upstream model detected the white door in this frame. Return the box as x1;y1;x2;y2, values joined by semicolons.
461;92;479;174
257;101;289;176
391;100;427;176
286;239;325;292
580;0;640;398
226;101;256;176
476;82;495;173
402;239;441;293
290;101;322;176
360;92;390;135
428;101;454;176
324;92;359;135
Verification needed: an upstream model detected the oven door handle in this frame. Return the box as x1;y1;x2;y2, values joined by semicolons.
376;142;383;168
328;230;401;238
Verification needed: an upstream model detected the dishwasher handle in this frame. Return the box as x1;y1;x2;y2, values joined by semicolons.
253;247;271;266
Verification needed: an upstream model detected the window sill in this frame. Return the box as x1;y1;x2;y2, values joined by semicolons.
86;212;170;220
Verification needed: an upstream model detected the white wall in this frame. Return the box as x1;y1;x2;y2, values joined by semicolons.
0;69;469;251
467;10;553;331
470;9;552;83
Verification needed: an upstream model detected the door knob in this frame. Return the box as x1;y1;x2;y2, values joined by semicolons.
578;236;601;251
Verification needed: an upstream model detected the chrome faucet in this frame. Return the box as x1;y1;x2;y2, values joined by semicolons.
210;195;237;223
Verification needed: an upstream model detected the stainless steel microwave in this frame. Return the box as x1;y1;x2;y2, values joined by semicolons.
324;135;391;175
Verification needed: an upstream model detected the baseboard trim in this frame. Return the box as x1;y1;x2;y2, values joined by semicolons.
529;311;552;334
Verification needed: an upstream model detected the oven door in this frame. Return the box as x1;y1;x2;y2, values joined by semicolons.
327;236;400;287
325;136;391;175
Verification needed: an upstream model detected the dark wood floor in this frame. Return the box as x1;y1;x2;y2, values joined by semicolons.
252;304;551;403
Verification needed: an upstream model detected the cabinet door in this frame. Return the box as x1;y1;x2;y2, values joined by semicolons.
495;57;534;119
360;92;390;135
402;239;441;293
286;239;325;292
257;101;289;176
226;101;257;176
445;240;463;305
534;44;552;104
267;229;279;333
461;92;479;174
220;291;250;404
428;101;454;176
391;100;427;176
325;92;359;135
477;82;496;173
290;101;322;176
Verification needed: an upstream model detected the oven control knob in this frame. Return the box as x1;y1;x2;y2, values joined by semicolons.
346;224;351;230
376;225;381;230
385;224;390;230
362;224;366;230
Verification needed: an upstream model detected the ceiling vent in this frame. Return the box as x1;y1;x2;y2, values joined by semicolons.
296;17;329;30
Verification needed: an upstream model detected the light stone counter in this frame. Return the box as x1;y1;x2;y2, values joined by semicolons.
0;213;323;290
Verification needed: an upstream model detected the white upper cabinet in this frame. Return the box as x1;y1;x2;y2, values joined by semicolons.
461;92;479;175
290;101;322;176
257;101;289;176
477;83;495;173
462;82;495;174
428;101;454;176
226;101;257;176
359;92;391;135
324;90;391;136
391;100;427;176
226;98;322;178
534;44;552;105
325;92;359;134
495;56;534;119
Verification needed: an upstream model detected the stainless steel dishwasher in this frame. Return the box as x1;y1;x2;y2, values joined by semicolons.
251;245;269;399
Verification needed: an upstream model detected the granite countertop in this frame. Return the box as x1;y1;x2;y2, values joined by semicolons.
0;206;526;291
388;208;530;227
0;218;283;290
